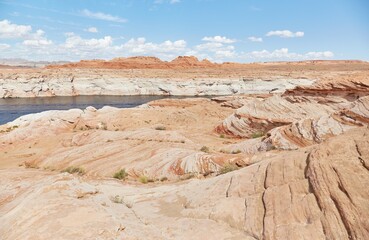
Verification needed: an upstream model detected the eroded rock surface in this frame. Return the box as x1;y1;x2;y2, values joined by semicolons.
1;128;368;239
1;60;369;239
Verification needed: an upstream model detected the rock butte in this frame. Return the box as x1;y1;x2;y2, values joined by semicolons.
0;57;369;239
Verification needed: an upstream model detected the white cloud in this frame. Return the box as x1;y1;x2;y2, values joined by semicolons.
0;20;52;47
0;20;32;39
195;41;237;61
0;43;10;50
202;36;236;44
23;39;52;47
118;38;187;58
81;9;127;23
266;30;304;38
245;48;334;60
64;34;113;50
85;27;98;33
248;36;263;42
305;51;334;58
0;21;335;63
22;29;52;47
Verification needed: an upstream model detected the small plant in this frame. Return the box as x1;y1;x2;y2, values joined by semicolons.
180;173;196;180
231;149;242;154
97;122;108;130
110;195;124;204
219;163;239;175
113;169;128;180
160;177;168;182
200;146;210;153
139;175;149;184
155;126;166;131
220;134;225;138
180;140;185;144
251;132;264;138
62;166;85;175
24;161;39;169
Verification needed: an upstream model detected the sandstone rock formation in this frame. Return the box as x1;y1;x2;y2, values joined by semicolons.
215;95;345;138
0;60;369;239
1;128;368;239
1;58;368;98
221;96;369;154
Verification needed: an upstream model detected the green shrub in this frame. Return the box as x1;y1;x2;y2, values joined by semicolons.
200;146;210;153
220;134;225;138
139;175;148;184
219;163;238;175
113;169;128;180
251;132;264;138
62;166;85;175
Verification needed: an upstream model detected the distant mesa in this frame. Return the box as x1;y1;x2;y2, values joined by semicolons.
45;56;221;69
1;57;366;69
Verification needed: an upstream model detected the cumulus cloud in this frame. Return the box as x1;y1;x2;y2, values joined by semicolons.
117;38;187;59
248;36;263;42
0;20;52;47
0;20;335;62
0;20;32;39
266;30;304;38
85;27;98;33
245;48;334;60
202;36;236;44
81;9;127;23
64;33;113;50
305;51;334;58
22;29;52;47
195;41;237;61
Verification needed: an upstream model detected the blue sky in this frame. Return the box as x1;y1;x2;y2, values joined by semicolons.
0;0;368;62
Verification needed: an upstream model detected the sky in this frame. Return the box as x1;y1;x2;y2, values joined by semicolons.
0;0;368;62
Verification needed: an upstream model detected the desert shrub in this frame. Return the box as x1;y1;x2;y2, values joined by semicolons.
160;177;168;182
24;161;39;169
219;163;238;175
62;166;85;175
139;175;148;184
110;195;124;204
251;132;264;138
200;146;210;153
231;149;242;154
113;169;128;180
155;126;166;130
180;173;196;180
219;134;225;138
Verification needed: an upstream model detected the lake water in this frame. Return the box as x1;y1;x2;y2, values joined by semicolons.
0;95;186;125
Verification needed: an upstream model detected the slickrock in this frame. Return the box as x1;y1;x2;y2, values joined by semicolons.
222;96;369;154
1;59;369;239
1;128;368;239
0;98;247;179
284;71;369;100
215;95;344;138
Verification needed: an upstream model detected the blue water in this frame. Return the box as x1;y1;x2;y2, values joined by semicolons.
0;95;186;125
